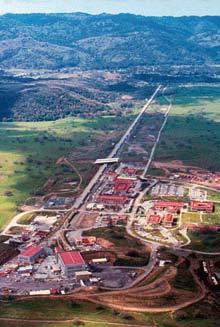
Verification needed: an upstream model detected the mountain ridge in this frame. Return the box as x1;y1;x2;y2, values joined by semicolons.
0;13;219;69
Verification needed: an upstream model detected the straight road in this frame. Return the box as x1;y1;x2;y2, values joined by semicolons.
141;99;172;178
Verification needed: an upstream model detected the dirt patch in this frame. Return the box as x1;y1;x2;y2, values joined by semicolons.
82;250;116;264
74;212;99;229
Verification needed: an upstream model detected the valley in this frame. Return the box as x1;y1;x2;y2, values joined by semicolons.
0;10;219;327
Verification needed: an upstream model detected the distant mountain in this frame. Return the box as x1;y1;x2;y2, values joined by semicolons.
0;13;219;69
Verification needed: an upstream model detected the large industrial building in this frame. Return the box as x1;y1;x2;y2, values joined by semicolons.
58;251;86;277
18;245;44;264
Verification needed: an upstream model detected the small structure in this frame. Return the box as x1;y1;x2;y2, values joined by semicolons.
17;265;33;274
18;245;44;264
75;271;92;282
92;258;107;264
58;251;86;277
95;158;119;164
29;290;51;296
74;236;96;247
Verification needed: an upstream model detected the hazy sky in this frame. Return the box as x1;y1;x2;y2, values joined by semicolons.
0;0;219;16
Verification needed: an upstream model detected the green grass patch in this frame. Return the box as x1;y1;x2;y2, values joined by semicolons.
202;203;220;225
18;212;35;225
171;260;197;292
147;167;165;177
181;212;202;224
155;85;220;171
0;115;132;230
83;226;144;249
187;230;220;252
207;190;220;202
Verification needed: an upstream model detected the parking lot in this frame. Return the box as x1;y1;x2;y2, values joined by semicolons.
151;183;184;197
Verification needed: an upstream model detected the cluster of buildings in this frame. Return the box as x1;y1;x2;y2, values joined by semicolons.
44;196;73;210
140;199;215;234
93;169;141;212
147;213;174;228
201;260;220;288
7;214;61;247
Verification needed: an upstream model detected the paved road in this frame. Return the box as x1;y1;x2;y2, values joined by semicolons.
0;317;154;327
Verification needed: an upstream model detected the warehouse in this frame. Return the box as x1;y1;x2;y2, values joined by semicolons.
18;245;45;264
58;251;86;277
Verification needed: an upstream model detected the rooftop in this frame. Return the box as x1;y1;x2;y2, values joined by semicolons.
147;215;161;224
154;201;184;208
163;214;174;223
19;245;41;258
190;201;213;211
59;251;85;266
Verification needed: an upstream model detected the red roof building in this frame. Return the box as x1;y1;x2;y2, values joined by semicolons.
162;214;174;226
96;194;128;204
154;201;184;211
18;245;44;264
123;167;137;175
58;251;86;277
147;215;162;224
190;201;213;213
113;178;134;193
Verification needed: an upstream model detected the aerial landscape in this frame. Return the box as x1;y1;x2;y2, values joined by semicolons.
0;1;219;326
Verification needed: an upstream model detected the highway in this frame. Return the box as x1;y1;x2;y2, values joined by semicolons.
74;85;162;209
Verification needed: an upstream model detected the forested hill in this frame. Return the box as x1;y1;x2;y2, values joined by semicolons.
0;13;219;69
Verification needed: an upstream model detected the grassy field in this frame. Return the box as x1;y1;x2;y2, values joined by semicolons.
155;85;220;170
187;230;220;252
0;298;171;326
207;190;220;202
0;115;133;230
83;226;150;266
0;298;219;327
83;226;143;249
202;203;220;225
181;212;202;224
